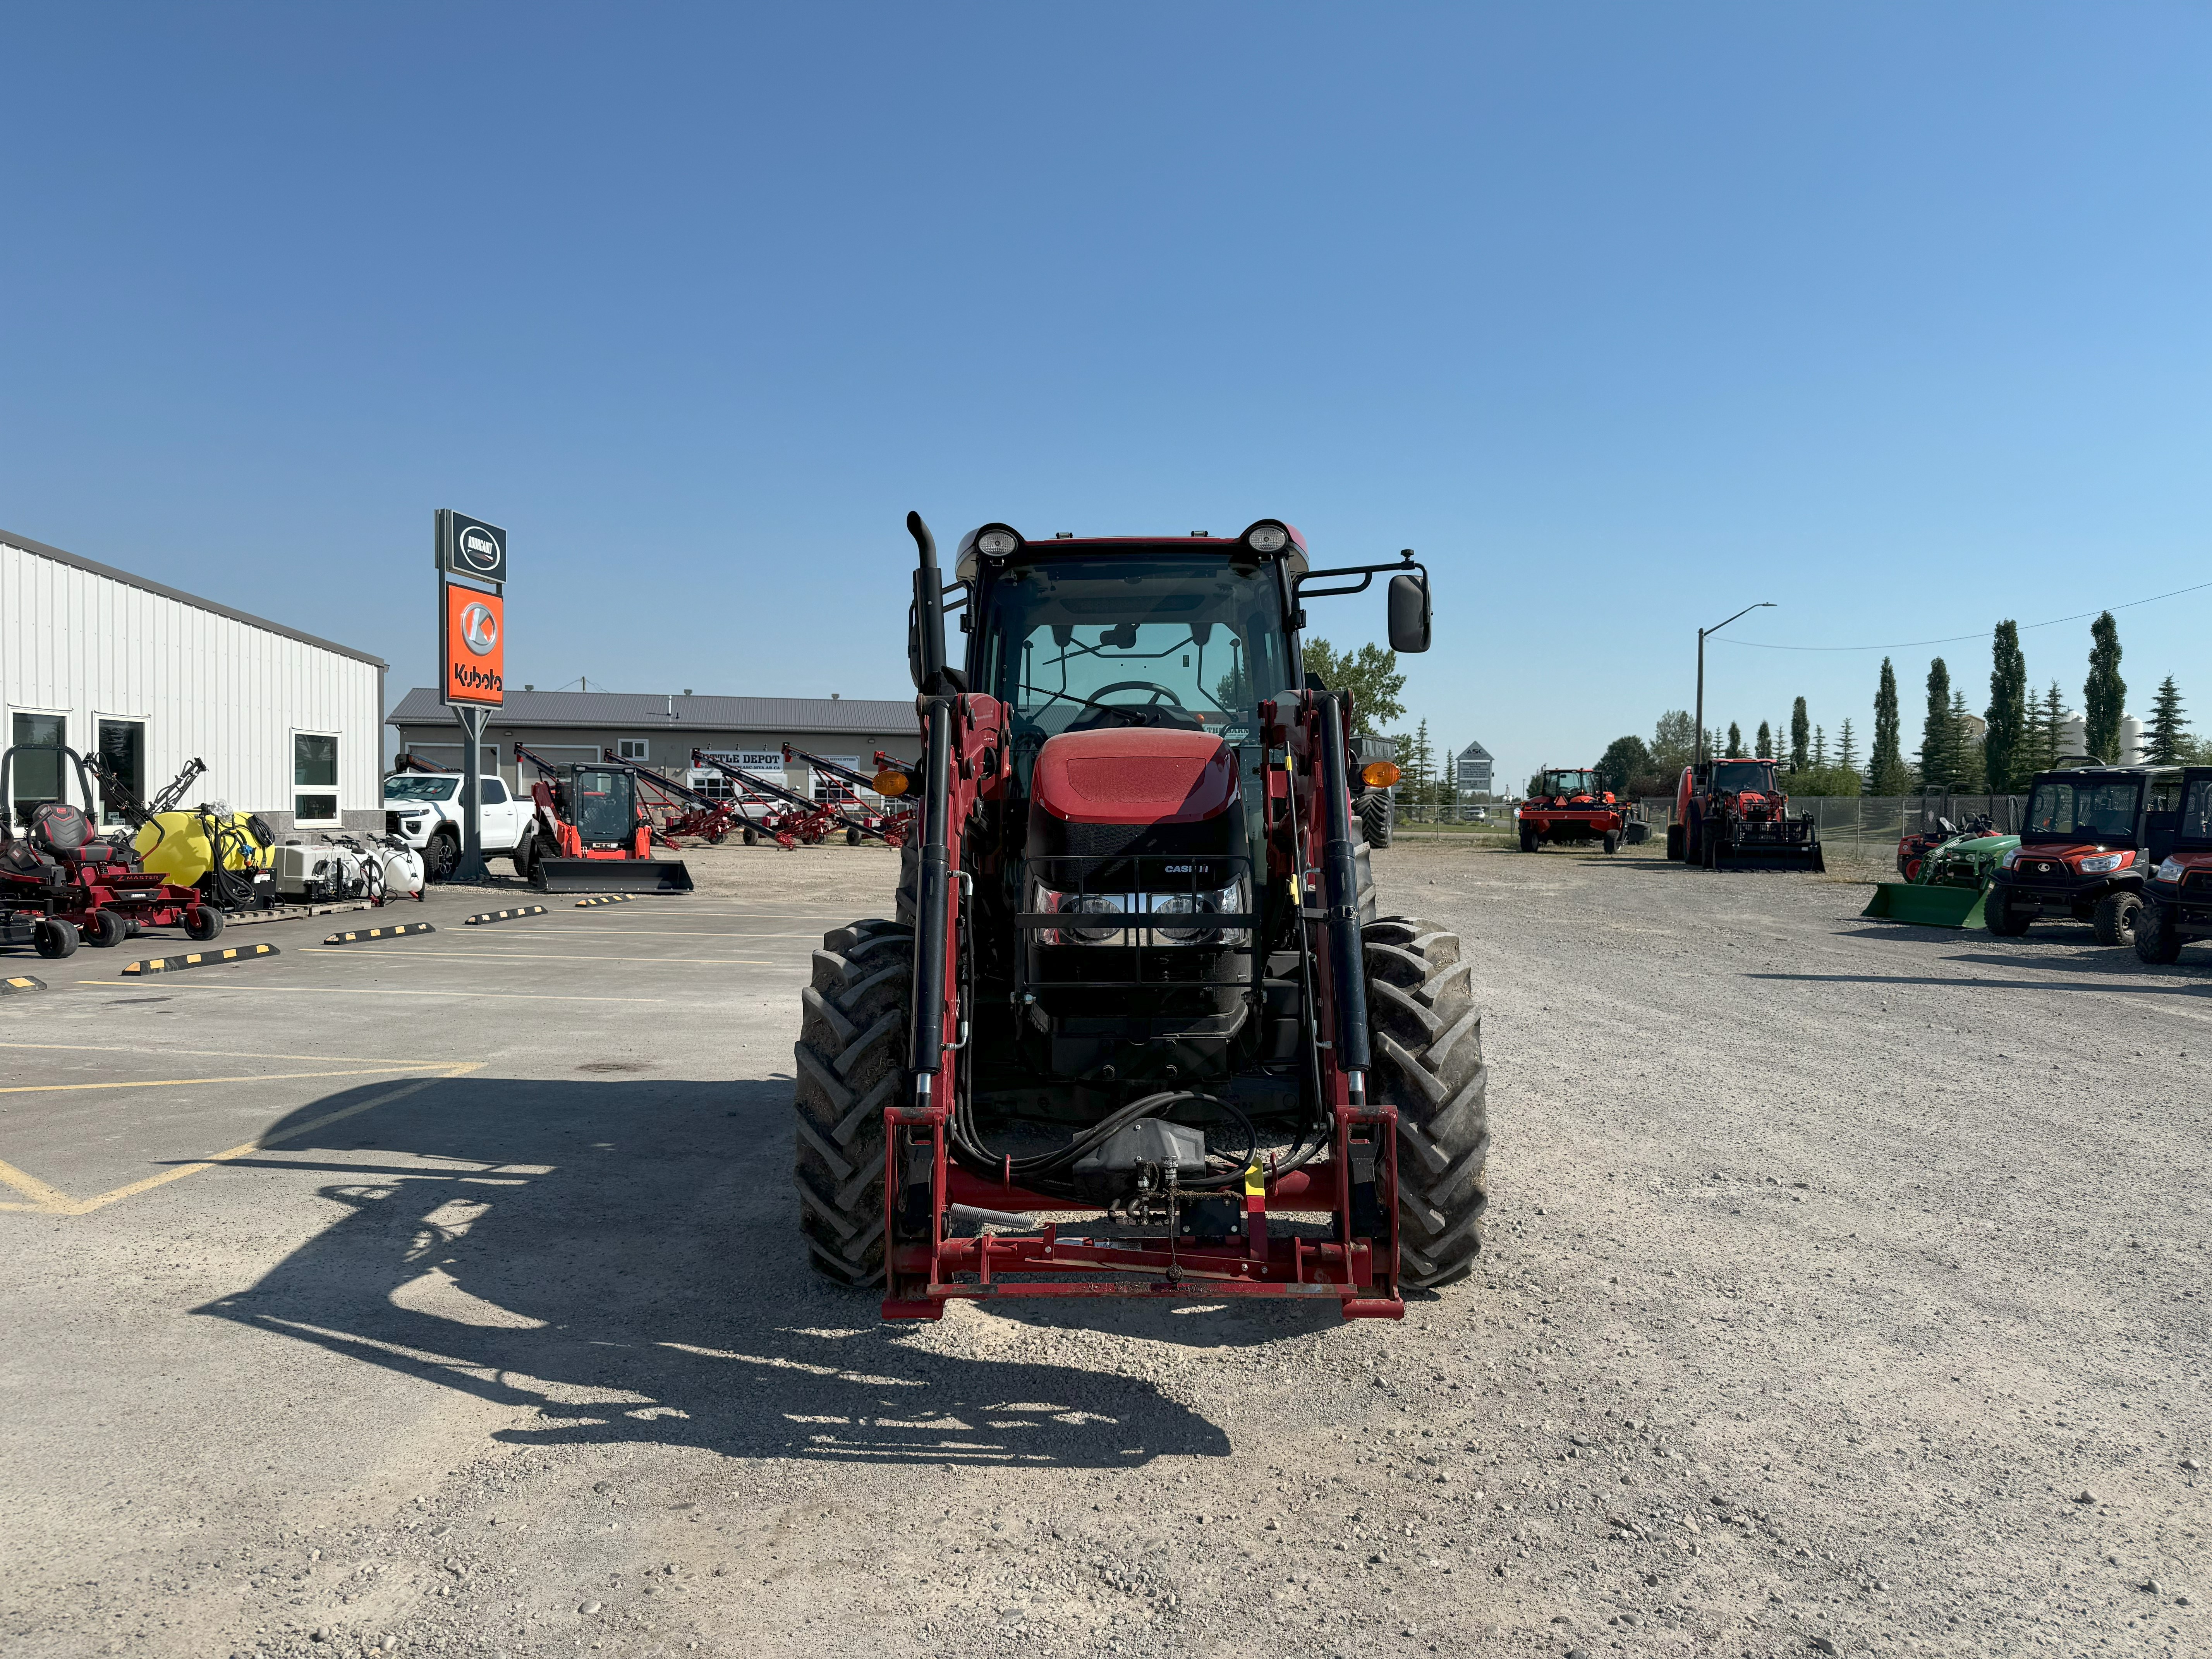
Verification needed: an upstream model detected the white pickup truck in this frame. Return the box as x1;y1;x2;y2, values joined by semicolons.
382;773;536;881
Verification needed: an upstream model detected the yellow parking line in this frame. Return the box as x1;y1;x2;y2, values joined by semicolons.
70;983;671;1003
0;1041;429;1065
0;1066;421;1096
299;948;784;964
0;1067;479;1217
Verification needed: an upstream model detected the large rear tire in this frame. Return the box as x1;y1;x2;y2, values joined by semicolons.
792;919;914;1288
1365;917;1487;1290
2135;898;2184;963
2092;889;2143;948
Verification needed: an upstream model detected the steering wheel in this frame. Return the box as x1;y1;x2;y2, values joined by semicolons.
1067;681;1200;732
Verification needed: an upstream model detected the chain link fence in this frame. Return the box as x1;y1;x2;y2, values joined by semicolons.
1631;792;2028;860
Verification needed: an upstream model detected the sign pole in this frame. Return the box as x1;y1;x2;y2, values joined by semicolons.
454;704;490;881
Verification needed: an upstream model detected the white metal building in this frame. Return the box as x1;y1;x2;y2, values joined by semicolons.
1;527;386;833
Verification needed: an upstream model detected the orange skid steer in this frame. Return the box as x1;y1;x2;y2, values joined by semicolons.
515;744;693;894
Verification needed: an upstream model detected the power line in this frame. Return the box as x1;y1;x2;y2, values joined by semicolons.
1716;576;2212;653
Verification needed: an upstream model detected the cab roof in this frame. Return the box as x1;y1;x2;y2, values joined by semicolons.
954;527;1309;582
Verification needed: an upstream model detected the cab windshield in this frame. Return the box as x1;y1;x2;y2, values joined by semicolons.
2179;779;2212;845
384;776;457;801
976;553;1296;785
2025;778;2140;843
1543;771;1597;795
1710;762;1776;793
572;768;635;843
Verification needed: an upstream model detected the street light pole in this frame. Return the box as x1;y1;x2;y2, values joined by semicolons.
1695;601;1776;768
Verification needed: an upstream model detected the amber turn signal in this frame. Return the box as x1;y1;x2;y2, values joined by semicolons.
1360;761;1402;789
873;768;911;797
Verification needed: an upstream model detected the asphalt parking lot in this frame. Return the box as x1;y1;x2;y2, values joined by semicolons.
2;841;2206;1659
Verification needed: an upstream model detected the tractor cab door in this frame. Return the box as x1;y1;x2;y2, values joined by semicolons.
571;766;637;847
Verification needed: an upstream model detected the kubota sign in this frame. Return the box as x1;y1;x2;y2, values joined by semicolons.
442;584;505;706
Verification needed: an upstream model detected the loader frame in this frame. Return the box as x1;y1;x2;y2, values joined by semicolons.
877;524;1420;1322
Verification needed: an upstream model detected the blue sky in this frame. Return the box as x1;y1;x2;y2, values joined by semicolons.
4;5;2208;787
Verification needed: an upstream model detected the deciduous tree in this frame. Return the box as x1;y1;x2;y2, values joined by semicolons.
1791;697;1810;772
1299;638;1407;735
1920;658;1954;788
1984;620;2028;792
1869;657;1910;794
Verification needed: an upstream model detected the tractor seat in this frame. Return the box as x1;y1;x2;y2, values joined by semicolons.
29;802;96;861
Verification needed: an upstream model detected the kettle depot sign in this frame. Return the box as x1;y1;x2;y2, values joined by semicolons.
436;508;507;710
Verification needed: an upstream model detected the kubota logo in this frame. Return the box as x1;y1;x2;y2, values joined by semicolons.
460;602;499;656
457;526;502;572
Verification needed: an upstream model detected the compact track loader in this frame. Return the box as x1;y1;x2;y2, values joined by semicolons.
793;515;1487;1322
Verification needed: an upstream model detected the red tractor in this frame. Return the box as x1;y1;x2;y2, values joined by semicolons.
794;516;1485;1322
1665;756;1824;871
1516;767;1626;854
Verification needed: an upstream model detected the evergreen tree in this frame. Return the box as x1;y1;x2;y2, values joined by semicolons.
1869;657;1908;794
2146;675;2188;764
2084;611;2126;763
1921;658;1954;788
2031;682;2065;772
1837;718;1859;775
1727;721;1743;757
1408;719;1434;793
1984;620;2028;792
1812;725;1828;768
1948;690;1986;790
1791;697;1810;771
1755;720;1772;759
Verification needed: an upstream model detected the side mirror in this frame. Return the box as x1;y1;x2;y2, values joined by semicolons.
1387;571;1431;654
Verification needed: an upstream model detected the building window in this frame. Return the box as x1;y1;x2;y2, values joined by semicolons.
294;732;340;824
617;739;649;761
9;712;67;828
96;719;146;826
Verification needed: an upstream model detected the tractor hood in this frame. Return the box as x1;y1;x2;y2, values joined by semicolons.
1030;729;1238;826
2008;843;2132;873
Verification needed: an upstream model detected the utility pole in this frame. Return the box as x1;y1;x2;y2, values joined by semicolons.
1696;601;1776;768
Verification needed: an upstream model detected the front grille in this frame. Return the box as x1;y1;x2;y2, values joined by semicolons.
2018;859;2071;882
2185;869;2212;895
1063;821;1146;859
386;812;404;835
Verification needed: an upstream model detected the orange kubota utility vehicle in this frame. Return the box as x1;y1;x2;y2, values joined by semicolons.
1517;768;1626;854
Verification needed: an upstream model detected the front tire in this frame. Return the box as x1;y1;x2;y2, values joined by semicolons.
2092;889;2143;948
33;919;77;959
508;828;536;882
1985;890;2031;936
1358;791;1394;849
425;830;460;883
793;919;914;1288
1602;831;1619;855
2135;898;2184;964
185;906;225;942
84;909;127;948
1666;824;1685;861
1365;917;1487;1290
1519;828;1537;853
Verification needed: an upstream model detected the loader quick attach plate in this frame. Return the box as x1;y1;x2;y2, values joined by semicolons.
881;1111;1406;1322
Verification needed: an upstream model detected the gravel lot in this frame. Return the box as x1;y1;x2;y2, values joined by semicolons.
3;840;2205;1659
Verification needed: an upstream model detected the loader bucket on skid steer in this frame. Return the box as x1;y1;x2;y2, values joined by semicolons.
1860;880;1987;928
531;857;694;895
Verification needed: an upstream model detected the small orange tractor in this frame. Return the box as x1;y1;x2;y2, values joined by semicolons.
1665;757;1824;871
1516;767;1626;854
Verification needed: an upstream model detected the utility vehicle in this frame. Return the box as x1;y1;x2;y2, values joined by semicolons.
2132;767;2212;963
1985;763;2182;945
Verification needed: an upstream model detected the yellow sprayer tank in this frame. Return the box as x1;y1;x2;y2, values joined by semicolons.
134;811;273;889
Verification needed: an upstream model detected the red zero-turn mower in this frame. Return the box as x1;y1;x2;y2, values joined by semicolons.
0;744;223;958
794;515;1488;1323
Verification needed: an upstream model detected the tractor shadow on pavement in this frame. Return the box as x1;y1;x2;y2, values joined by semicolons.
193;1075;1229;1468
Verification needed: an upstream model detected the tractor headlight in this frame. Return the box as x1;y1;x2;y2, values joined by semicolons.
1041;893;1125;945
975;526;1022;557
2078;850;2129;874
1242;520;1291;554
1033;879;1246;946
1147;880;1247;945
2000;848;2021;869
